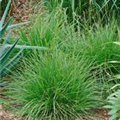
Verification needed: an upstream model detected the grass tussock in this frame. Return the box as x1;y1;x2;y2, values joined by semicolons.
7;51;101;120
20;10;65;47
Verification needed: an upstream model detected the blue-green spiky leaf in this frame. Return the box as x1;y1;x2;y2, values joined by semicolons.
0;18;12;38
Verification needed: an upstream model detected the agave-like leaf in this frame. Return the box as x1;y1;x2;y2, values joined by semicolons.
0;18;12;38
0;0;27;35
0;0;11;28
7;22;29;30
0;38;19;65
0;0;47;78
5;44;48;50
113;42;120;46
0;49;23;77
0;31;11;53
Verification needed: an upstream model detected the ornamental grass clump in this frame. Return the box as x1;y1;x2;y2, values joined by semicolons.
7;51;101;120
20;10;64;47
58;20;120;77
79;23;120;66
78;23;120;79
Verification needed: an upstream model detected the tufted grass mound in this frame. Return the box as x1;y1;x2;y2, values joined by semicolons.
7;51;101;120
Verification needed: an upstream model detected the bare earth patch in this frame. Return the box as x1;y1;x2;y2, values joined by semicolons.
0;104;14;120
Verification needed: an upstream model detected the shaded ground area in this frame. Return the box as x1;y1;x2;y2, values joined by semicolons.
0;104;15;120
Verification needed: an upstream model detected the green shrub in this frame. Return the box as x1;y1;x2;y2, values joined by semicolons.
7;51;101;120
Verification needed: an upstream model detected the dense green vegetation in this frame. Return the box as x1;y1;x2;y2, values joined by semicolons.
1;0;120;120
43;0;120;22
8;51;101;120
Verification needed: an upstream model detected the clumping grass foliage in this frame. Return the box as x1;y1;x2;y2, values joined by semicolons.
54;21;120;87
20;11;64;47
19;10;120;91
7;51;101;120
78;23;120;70
61;21;120;64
